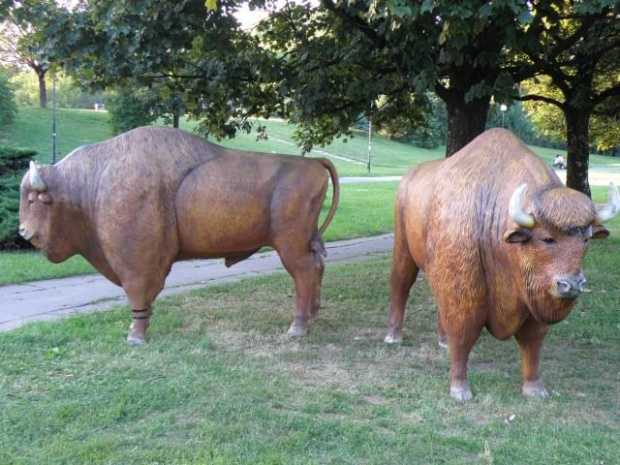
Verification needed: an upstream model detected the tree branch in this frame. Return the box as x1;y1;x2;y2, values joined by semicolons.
514;93;565;110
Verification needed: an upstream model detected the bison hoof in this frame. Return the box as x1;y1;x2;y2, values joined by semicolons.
127;335;147;346
127;325;147;345
384;333;402;344
437;336;449;350
287;323;308;337
450;384;473;403
522;380;549;399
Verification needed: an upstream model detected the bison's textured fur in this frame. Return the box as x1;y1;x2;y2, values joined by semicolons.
385;128;614;401
20;127;339;342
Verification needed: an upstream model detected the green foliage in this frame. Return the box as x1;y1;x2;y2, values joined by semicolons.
0;144;36;249
47;0;275;140
0;71;17;125
106;87;160;135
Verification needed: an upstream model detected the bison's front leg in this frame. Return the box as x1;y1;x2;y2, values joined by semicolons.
515;315;550;398
446;324;483;402
128;308;152;345
123;277;165;345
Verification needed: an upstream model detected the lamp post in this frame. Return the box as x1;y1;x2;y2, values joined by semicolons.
51;72;57;164
500;104;507;128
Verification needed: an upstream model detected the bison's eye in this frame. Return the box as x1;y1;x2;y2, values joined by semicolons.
542;237;556;245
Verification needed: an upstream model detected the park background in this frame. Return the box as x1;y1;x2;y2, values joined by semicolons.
1;1;620;464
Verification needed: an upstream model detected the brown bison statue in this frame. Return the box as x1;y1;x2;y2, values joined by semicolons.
385;128;619;401
19;126;339;343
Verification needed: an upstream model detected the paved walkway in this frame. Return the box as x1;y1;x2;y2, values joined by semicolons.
0;234;394;332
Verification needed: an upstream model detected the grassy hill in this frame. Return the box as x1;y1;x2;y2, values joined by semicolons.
0;107;112;164
1;107;446;176
8;106;616;177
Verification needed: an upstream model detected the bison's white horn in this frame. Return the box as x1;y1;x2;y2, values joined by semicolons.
29;161;47;192
509;183;535;228
595;182;620;223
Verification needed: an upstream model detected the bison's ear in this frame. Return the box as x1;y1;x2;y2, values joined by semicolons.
591;224;610;239
503;228;533;244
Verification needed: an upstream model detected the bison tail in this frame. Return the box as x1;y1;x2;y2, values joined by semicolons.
311;231;327;257
316;158;340;237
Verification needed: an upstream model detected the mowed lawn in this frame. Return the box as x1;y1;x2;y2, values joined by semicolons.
0;229;619;464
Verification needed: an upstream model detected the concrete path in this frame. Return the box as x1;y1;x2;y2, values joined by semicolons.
0;234;394;332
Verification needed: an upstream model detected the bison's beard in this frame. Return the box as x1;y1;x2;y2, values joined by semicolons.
526;286;577;325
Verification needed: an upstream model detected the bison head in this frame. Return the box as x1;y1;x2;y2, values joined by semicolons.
503;182;619;324
19;162;74;263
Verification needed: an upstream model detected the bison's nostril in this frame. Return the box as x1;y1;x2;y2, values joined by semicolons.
555;278;584;299
578;277;587;293
557;280;571;293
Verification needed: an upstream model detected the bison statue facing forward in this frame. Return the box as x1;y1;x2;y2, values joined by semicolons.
385;128;619;401
19;126;339;343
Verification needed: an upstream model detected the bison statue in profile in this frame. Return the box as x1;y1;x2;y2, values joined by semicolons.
19;126;339;343
384;128;619;401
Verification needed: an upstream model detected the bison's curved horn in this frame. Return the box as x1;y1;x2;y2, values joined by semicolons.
508;183;535;228
29;161;47;192
595;182;620;223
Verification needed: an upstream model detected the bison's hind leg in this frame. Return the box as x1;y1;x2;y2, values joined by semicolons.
308;251;325;321
276;243;324;337
384;236;420;344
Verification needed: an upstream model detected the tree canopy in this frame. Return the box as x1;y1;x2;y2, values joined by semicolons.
23;0;620;194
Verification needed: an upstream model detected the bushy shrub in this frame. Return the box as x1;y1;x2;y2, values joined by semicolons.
0;72;18;126
0;145;37;249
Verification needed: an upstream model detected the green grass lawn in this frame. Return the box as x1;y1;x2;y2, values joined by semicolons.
1;231;618;464
0;107;112;164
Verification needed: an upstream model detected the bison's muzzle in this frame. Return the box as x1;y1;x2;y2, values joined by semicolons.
18;224;34;241
555;275;587;299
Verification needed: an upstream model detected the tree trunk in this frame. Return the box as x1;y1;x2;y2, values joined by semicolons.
173;113;180;128
37;70;47;109
444;94;491;157
564;109;591;197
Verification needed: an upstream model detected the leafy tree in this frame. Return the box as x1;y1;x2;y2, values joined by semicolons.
512;1;620;196
590;114;620;153
10;71;108;108
40;0;620;187
0;69;17;125
46;0;276;140
486;101;545;147
257;0;542;155
106;86;160;135
0;1;68;108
